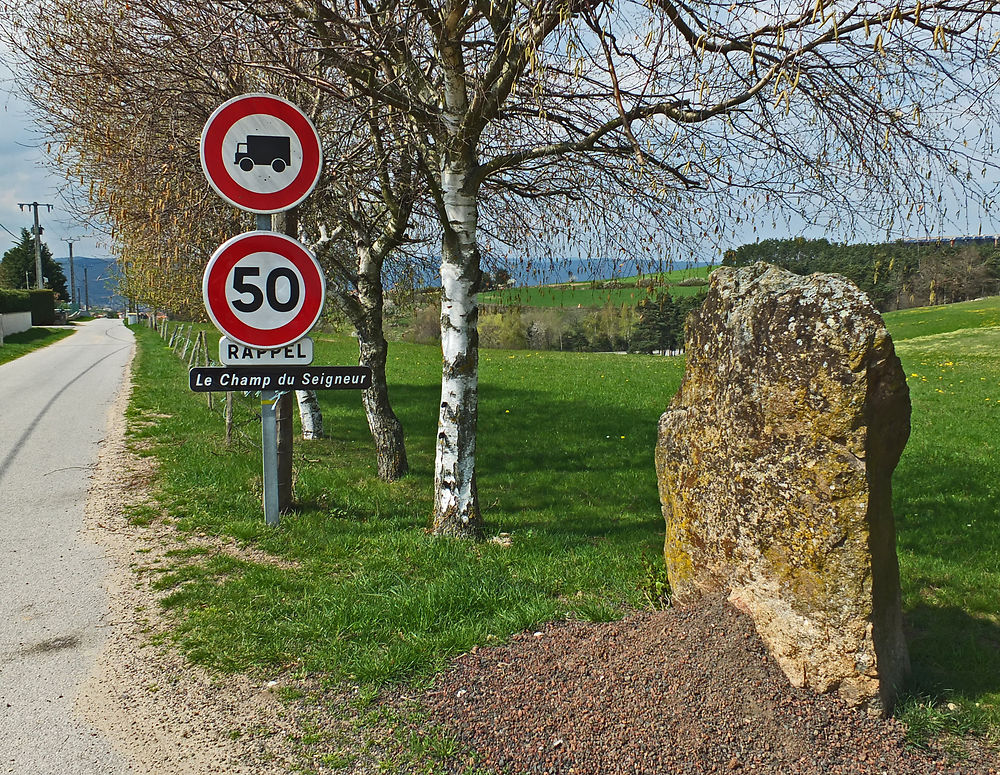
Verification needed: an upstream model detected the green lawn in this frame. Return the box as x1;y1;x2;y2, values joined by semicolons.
0;326;75;365
129;296;1000;751
890;322;1000;745
129;325;681;683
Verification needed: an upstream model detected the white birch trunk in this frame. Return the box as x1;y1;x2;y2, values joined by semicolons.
295;390;324;439
431;158;484;537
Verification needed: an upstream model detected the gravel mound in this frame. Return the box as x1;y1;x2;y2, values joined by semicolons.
423;599;997;774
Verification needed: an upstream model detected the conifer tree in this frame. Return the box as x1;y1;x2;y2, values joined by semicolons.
0;228;68;299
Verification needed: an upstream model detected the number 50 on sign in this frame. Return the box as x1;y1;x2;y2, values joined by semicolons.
202;231;325;350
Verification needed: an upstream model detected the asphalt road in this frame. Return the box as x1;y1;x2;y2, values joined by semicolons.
0;319;136;774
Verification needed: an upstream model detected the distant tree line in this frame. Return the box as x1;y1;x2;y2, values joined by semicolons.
723;238;1000;311
430;234;1000;354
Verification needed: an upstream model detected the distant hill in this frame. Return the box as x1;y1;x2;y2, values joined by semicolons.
52;255;123;308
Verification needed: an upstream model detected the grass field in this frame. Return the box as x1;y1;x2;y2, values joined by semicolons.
130;326;681;683
885;296;1000;341
886;305;1000;746
128;296;1000;755
0;326;75;365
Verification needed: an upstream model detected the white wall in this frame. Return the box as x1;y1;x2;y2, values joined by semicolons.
0;311;33;340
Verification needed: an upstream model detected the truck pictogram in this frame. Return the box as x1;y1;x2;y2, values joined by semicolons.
234;135;291;173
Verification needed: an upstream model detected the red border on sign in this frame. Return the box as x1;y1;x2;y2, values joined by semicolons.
203;232;325;349
201;94;322;214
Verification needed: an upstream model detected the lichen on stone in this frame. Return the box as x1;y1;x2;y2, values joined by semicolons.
655;263;910;715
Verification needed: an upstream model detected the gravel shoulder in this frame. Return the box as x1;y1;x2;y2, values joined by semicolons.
77;360;318;774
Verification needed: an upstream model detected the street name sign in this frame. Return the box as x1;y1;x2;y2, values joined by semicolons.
202;230;325;350
219;336;314;366
200;93;322;214
190;366;372;392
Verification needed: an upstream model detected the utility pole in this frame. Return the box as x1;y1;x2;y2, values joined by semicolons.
17;202;54;290
83;266;89;311
62;238;78;306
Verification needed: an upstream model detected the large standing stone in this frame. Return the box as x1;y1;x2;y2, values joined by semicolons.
655;263;910;714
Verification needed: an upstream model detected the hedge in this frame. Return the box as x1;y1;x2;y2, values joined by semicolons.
30;290;56;325
0;289;31;314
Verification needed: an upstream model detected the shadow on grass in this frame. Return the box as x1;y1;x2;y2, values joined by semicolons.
317;376;669;541
905;604;1000;700
894;448;999;609
895;436;1000;704
3;327;65;344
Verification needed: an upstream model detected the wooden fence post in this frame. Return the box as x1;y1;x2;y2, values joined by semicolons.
199;332;214;410
225;392;234;444
180;326;193;361
187;330;200;367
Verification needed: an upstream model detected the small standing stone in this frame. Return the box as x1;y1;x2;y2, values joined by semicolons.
655;263;910;715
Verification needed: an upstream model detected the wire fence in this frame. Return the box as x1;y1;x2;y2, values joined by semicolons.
154;317;263;446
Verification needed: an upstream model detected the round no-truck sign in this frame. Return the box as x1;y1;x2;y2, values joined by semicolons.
200;93;322;214
203;231;325;349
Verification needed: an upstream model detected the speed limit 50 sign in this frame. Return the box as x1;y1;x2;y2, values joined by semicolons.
202;231;325;350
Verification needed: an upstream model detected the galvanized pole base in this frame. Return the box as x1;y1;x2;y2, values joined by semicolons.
255;212;281;527
261;390;280;526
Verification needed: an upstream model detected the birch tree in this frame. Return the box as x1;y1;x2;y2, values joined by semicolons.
300;109;426;478
241;0;1000;537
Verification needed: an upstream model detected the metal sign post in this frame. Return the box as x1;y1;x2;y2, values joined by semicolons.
260;391;281;526
198;93;329;528
255;213;281;527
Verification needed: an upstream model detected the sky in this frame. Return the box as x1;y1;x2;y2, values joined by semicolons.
2;44;999;273
1;50;108;263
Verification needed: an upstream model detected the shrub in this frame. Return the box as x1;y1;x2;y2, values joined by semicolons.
523;308;569;350
479;310;527;349
0;289;31;314
404;303;441;344
29;290;56;325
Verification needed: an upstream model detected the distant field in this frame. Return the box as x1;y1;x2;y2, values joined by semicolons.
482;265;713;308
883;296;1000;341
615;265;714;286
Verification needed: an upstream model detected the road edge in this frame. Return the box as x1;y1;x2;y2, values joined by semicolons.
75;329;302;774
